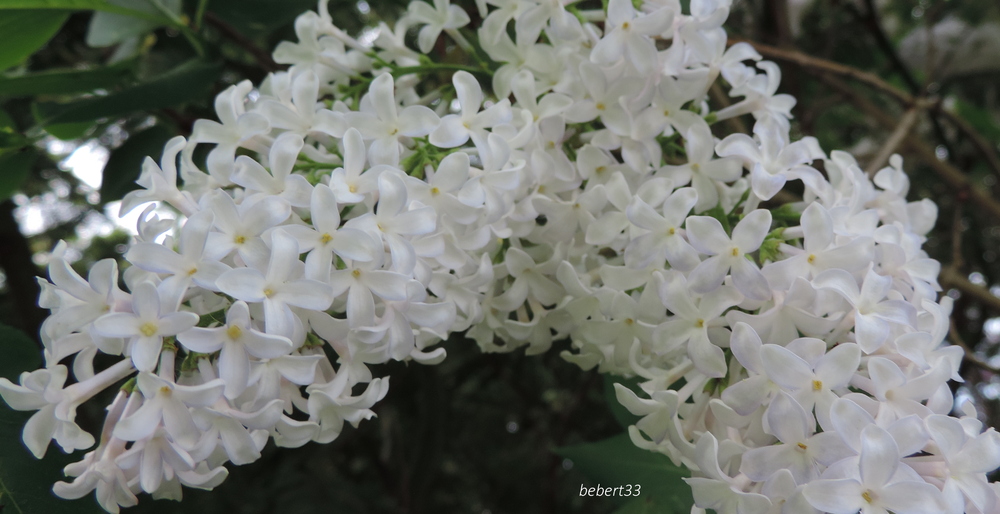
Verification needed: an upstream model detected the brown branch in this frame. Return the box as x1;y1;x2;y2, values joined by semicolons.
817;75;1000;221
0;200;45;346
934;107;1000;185
729;38;1000;186
728;38;912;104
950;319;1000;375
859;0;921;93
866;106;921;176
203;12;281;73
951;201;965;271
940;267;1000;314
708;82;748;135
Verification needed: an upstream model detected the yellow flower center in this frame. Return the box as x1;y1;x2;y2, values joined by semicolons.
595;102;606;111
625;318;635;325
187;267;198;276
139;322;158;337
730;247;740;257
352;269;362;278
862;491;874;504
349;185;358;193
668;227;676;235
159;386;172;396
796;442;808;451
430;187;440;195
227;325;242;340
320;233;333;244
234;235;246;244
263;288;274;298
812;380;823;391
807;254;817;264
695;319;705;328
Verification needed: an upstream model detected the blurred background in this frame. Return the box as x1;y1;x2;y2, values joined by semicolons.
0;0;998;513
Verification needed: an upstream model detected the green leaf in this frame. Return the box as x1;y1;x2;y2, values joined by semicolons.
43;122;93;140
698;203;731;234
34;59;221;126
604;374;643;429
85;0;180;47
0;10;69;72
0;62;135;97
758;227;787;264
100;124;173;203
0;323;40;381
555;434;692;513
0;109;14;129
955;98;1000;142
613;497;659;514
208;0;316;35
0;324;104;514
770;203;802;225
0;148;37;200
0;0;171;24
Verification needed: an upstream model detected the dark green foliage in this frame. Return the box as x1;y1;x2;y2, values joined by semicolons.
0;323;104;514
100;124;173;203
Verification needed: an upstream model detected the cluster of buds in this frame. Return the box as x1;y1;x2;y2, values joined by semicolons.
3;0;998;512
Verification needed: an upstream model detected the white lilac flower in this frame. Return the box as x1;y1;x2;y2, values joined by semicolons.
92;282;198;372
7;0;999;510
685;208;773;300
176;301;293;399
216;230;333;339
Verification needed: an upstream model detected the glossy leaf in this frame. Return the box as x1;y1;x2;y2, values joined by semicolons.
85;0;180;47
0;10;69;72
44;122;94;140
100;124;173;203
208;0;316;35
0;148;37;200
555;434;692;513
33;59;222;126
0;0;171;24
0;62;135;97
0;323;103;514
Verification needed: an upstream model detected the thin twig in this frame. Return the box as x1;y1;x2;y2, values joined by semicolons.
949;319;1000;374
941;267;1000;314
728;38;911;104
866;106;921;176
818;75;1000;221
729;38;1000;185
859;0;921;93
934;108;1000;184
203;12;281;73
951;201;965;271
853;0;958;173
708;82;748;135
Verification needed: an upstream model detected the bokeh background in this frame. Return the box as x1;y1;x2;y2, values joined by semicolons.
0;0;999;513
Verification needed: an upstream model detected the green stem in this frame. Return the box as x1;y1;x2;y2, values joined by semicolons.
194;0;209;29
392;63;490;77
149;0;205;57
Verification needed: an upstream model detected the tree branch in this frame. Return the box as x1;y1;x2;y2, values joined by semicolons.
940;267;1000;314
0;200;44;346
866;106;921;176
729;38;911;104
729;38;1000;185
950;319;1000;375
801;73;1000;221
203;12;281;73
